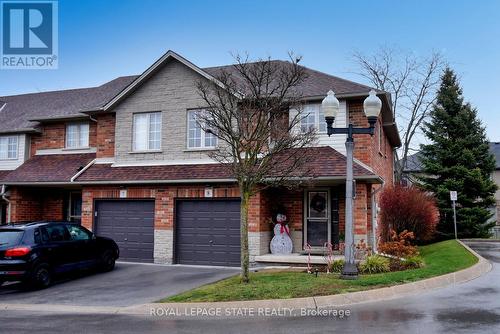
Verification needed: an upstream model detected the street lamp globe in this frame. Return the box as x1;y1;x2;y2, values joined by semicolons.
321;90;340;119
363;89;382;126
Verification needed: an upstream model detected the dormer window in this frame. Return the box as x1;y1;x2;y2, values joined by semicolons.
66;122;89;149
300;104;326;133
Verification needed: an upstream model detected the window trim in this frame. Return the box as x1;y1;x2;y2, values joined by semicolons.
65;122;90;149
0;135;19;160
186;109;218;150
132;111;162;152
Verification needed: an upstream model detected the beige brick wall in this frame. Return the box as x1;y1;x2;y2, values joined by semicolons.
113;59;219;163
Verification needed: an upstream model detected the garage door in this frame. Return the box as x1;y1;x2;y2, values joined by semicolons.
95;200;155;263
175;199;240;266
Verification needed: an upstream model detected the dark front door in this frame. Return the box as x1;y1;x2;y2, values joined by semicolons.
94;200;155;263
175;199;240;266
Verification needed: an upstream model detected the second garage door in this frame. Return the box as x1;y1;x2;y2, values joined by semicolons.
175;199;240;266
94;200;155;263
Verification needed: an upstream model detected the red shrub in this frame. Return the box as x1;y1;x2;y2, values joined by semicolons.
378;230;418;257
379;185;439;243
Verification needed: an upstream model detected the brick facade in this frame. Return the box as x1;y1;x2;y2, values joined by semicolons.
9;187;65;222
348;100;395;246
95;113;116;158
30;121;97;156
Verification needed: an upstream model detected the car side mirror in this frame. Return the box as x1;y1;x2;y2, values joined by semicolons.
92;234;97;240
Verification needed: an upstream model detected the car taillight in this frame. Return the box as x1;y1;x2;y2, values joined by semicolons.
5;247;31;257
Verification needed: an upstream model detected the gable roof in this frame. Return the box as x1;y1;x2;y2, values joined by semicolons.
0;50;399;147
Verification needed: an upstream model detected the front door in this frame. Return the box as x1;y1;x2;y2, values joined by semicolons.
304;190;330;249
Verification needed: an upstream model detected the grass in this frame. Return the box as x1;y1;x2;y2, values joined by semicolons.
161;240;478;303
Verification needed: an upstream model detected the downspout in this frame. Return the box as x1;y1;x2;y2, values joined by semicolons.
1;184;10;224
71;159;96;182
371;183;384;253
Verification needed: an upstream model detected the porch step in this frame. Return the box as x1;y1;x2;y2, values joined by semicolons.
255;253;344;265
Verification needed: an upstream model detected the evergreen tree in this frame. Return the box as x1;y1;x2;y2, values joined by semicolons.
420;68;497;239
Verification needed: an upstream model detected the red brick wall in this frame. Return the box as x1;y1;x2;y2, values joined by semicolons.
30;121;97;156
81;185;264;232
95;113;116;158
347;100;394;186
9;187;65;222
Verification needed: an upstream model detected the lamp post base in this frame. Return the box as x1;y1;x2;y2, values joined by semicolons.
341;262;359;280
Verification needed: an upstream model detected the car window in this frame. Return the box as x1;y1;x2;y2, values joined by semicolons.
0;230;24;247
67;225;91;241
41;225;70;243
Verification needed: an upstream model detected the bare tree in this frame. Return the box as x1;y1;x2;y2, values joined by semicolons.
196;53;316;283
352;47;445;182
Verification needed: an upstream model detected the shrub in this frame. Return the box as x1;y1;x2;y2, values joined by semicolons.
379;185;439;243
378;230;419;258
329;259;344;273
359;255;390;274
401;256;424;269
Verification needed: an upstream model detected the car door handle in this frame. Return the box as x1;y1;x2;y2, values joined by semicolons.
124;238;128;241
209;240;213;244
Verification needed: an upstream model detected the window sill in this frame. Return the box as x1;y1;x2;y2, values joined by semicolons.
128;150;163;154
0;157;18;161
63;147;91;151
183;147;218;152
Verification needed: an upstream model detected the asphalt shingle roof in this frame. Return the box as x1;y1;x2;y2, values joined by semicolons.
0;76;136;133
76;147;376;183
0;59;378;134
3;153;96;183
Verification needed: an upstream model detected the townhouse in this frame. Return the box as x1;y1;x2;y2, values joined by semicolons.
0;51;400;266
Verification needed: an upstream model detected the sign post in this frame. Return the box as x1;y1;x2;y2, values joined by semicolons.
450;191;458;239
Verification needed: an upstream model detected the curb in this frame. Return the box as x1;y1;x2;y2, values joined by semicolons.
0;240;492;316
126;240;492;315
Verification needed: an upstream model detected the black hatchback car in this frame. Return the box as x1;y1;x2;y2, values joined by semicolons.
0;222;119;289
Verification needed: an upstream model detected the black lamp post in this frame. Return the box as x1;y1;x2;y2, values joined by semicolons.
321;89;382;279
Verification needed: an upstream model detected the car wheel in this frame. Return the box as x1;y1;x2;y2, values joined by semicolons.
30;264;52;289
100;250;116;272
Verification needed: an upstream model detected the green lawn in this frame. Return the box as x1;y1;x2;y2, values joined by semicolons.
161;240;477;303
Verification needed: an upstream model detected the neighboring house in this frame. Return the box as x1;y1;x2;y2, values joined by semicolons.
0;50;400;266
403;143;500;232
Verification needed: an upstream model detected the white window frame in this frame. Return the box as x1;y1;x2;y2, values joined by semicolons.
65;122;89;149
300;104;326;133
0;135;18;160
186;109;217;149
132;112;162;152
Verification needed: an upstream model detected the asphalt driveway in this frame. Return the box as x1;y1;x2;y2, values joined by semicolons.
0;262;238;307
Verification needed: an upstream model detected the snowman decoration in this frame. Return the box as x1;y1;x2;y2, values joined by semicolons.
270;213;293;254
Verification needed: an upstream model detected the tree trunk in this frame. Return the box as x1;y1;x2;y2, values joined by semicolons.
240;190;250;283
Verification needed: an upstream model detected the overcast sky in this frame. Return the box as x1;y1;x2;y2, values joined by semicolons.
1;0;499;141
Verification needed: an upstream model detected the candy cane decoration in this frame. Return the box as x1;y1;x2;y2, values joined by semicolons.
323;242;334;274
305;243;312;274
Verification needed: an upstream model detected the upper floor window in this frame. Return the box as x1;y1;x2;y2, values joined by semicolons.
187;110;217;149
133;112;162;151
66;122;89;149
0;135;18;159
300;104;326;133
